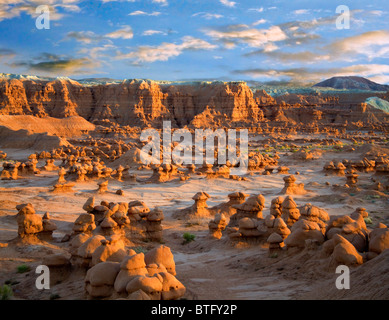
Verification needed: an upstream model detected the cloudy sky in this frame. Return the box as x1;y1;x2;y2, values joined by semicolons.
0;0;388;84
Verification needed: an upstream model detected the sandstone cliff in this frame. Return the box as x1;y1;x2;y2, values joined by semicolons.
0;77;388;129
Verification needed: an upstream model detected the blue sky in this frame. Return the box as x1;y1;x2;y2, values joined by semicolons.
0;0;389;84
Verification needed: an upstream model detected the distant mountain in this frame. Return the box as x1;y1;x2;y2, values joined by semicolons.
313;76;389;91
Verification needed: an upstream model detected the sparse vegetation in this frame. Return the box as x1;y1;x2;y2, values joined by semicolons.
364;217;373;224
0;285;13;300
183;232;196;244
16;264;30;274
133;246;147;254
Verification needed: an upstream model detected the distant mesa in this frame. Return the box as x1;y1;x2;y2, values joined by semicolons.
313;76;389;91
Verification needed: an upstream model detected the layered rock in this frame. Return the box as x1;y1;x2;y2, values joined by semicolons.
280;196;300;227
173;192;212;219
210;192;248;217
86;245;185;300
228;194;265;227
280;175;306;195
208;213;227;239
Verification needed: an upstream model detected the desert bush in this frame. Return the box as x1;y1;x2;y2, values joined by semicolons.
0;285;13;300
183;232;196;244
17;264;30;274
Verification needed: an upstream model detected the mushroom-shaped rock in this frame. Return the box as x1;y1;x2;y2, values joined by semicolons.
97;180;109;193
284;219;324;248
159;272;186;300
281;196;300;227
83;197;95;213
76;235;106;260
146;263;168;276
91;235;127;266
85;262;121;298
114;253;149;293
369;227;389;255
280;175;306;195
144;245;176;276
332;234;364;266
73;213;96;234
267;232;284;250
208;213;227;239
126;275;163;300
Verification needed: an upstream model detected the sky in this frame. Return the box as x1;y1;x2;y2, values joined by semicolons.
0;0;388;84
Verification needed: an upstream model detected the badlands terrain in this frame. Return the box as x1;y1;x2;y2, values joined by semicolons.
0;75;389;300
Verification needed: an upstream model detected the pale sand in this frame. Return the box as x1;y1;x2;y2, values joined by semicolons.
1;134;388;300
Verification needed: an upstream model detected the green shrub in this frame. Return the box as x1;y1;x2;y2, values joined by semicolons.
17;264;30;274
183;232;196;244
133;246;147;254
364;217;373;225
0;285;13;300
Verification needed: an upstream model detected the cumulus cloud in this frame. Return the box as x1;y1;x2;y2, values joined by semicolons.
115;36;217;64
0;0;81;21
152;0;168;6
142;29;167;36
326;30;389;61
219;0;236;8
246;30;389;65
78;44;116;59
105;25;133;40
203;24;287;49
65;26;134;44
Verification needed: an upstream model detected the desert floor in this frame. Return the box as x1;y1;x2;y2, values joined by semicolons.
1;133;388;300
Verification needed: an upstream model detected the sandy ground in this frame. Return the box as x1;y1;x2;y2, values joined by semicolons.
1;134;389;300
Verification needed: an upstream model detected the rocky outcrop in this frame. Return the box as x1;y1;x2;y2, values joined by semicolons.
0;79;263;128
2;77;387;129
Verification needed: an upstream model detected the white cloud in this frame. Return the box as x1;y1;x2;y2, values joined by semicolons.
248;7;264;13
66;31;104;44
66;26;134;43
78;44;116;59
142;29;167;36
220;0;236;8
252;19;267;26
327;30;389;60
192;12;223;20
128;10;161;16
204;25;287;49
106;25;133;40
152;0;168;6
293;9;310;15
116;36;217;63
0;0;82;21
